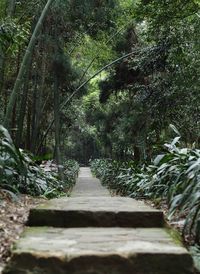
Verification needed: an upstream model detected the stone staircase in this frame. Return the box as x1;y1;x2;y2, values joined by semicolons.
3;167;194;274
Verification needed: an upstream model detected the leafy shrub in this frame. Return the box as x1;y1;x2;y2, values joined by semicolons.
0;125;28;192
0;125;79;198
63;159;79;187
91;138;200;242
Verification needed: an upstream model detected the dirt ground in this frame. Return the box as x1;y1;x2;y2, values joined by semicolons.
0;190;46;272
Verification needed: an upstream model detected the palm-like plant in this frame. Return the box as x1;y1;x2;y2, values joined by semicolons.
91;137;200;242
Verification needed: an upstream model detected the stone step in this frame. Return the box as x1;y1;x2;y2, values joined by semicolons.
72;177;110;197
72;167;110;197
3;227;194;274
27;196;164;228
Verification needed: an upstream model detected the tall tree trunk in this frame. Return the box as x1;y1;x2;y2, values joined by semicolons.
0;47;5;95
31;53;46;153
53;74;64;180
7;0;16;16
30;72;38;150
4;0;54;129
15;55;33;147
134;129;147;163
0;0;15;109
15;81;29;147
26;98;31;150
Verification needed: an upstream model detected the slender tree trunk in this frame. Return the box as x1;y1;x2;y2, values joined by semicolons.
30;80;37;147
26;99;31;150
31;54;46;153
0;47;5;95
53;74;64;180
7;0;16;16
3;0;54;129
0;0;15;109
15;53;35;147
15;80;29;147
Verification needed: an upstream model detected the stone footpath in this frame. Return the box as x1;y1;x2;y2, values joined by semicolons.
3;167;194;274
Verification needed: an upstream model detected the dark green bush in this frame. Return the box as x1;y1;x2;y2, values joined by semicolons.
0;125;79;198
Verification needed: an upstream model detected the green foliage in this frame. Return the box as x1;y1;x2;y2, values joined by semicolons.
136;0;198;37
68;0;118;36
94;0;200;161
0;125;79;198
0;125;28;188
63;159;79;186
91;137;200;242
0;18;30;55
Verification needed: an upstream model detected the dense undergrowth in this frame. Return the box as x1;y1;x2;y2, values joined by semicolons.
91;137;200;243
0;125;79;198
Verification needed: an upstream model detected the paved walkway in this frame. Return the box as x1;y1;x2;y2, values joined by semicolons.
3;167;194;274
72;167;110;197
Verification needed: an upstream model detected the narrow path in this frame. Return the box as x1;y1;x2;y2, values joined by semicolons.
3;168;194;274
72;167;110;197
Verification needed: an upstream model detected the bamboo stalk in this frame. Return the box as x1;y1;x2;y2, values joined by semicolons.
4;0;55;129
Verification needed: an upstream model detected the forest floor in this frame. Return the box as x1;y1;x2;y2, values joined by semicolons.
0;191;46;272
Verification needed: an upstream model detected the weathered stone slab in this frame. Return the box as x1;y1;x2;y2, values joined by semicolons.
72;177;110;197
3;227;194;274
27;197;164;228
78;167;93;177
72;167;110;197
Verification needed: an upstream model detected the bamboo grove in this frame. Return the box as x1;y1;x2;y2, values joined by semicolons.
0;0;200;226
